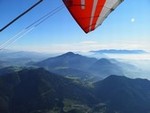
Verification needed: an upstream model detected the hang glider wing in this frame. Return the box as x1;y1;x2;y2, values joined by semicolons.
63;0;124;33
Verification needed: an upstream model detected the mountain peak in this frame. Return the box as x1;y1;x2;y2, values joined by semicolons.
91;58;113;67
61;52;77;56
56;52;83;59
103;75;128;82
36;52;97;71
97;58;111;64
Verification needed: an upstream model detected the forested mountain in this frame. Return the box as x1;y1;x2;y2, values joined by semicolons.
0;68;150;113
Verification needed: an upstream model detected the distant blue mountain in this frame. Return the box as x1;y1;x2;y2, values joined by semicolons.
91;49;147;54
36;52;97;71
36;52;126;80
88;58;124;78
0;50;53;67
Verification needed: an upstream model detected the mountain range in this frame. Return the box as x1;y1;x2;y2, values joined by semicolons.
35;52;142;81
0;50;53;67
0;68;150;113
0;51;148;80
36;52;101;81
36;52;97;71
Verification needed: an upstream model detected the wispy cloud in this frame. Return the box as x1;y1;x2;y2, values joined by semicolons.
80;41;98;45
10;40;150;53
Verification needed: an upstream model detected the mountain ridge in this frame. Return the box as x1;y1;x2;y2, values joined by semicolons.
35;52;126;80
90;49;147;54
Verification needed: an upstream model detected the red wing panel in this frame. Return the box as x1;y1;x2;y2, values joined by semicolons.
63;0;106;33
63;0;124;33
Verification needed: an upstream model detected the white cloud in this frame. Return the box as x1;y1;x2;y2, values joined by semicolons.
80;41;98;45
10;40;150;53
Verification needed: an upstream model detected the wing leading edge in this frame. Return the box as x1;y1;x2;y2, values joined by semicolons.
63;0;124;33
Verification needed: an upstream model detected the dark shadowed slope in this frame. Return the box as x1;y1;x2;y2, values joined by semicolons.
94;75;150;113
0;67;150;113
0;68;96;113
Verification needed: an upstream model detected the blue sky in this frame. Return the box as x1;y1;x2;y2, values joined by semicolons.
0;0;150;53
